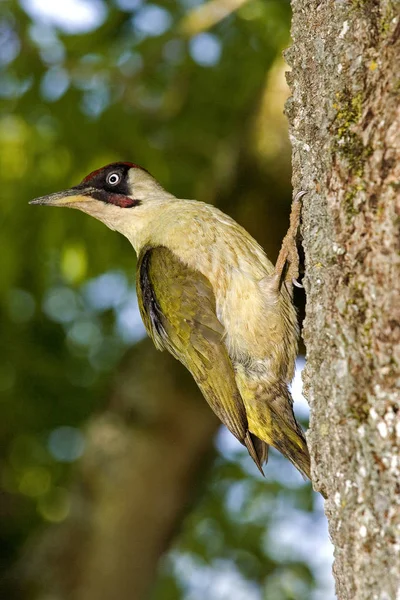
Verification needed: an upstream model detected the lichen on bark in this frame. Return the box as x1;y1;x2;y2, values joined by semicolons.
286;1;400;598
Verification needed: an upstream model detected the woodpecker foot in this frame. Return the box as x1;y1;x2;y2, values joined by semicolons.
272;191;306;292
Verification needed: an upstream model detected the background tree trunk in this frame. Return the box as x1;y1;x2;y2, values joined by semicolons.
23;340;218;600
286;1;400;599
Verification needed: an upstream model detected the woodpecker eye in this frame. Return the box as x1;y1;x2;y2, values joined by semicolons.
107;172;121;186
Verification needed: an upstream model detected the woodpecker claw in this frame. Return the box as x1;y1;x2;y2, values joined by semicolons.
294;190;308;203
292;277;304;289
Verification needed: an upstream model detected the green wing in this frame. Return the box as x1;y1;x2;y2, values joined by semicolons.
136;246;266;469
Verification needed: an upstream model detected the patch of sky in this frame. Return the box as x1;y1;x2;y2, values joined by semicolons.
44;270;146;348
132;4;172;38
115;290;147;343
290;355;309;419
266;505;335;600
29;23;65;64
261;449;308;488
21;0;107;34
82;85;110;118
83;271;128;311
189;33;221;67
39;43;65;65
172;554;262;600
41;67;70;101
0;22;20;66
224;479;250;515
29;22;58;45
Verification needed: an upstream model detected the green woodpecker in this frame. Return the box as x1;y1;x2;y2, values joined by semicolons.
30;162;310;478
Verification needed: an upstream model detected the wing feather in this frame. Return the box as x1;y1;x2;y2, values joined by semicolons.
137;247;248;444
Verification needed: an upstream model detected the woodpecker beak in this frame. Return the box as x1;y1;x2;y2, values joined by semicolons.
29;186;93;207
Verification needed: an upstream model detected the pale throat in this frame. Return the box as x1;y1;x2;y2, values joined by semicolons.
118;199;175;254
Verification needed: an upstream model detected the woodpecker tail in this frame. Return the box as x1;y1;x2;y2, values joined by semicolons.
260;385;311;479
244;432;269;475
239;377;311;479
267;407;311;480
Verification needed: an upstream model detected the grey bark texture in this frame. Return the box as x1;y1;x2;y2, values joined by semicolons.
286;1;400;599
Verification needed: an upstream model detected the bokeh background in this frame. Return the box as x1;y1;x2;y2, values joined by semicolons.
0;1;334;599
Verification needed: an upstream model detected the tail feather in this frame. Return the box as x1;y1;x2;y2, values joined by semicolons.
234;365;311;479
266;388;311;479
262;398;310;480
270;421;311;480
244;384;311;479
244;432;269;475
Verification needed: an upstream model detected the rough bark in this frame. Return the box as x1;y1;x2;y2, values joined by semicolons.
286;1;400;599
24;340;218;600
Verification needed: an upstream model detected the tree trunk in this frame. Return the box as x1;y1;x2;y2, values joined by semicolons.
286;1;400;599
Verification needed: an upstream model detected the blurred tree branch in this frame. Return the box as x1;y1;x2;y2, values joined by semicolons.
180;0;250;36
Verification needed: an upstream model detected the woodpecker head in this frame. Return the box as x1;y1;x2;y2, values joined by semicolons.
30;162;174;238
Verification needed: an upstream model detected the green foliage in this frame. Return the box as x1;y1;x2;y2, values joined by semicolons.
0;1;332;599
